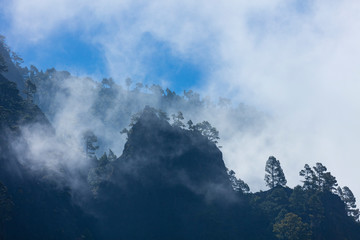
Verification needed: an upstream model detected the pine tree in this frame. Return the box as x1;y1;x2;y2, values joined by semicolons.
187;120;194;130
340;186;360;221
312;163;327;191
193;121;220;144
264;156;287;188
310;163;337;192
108;149;117;162
322;172;337;192
228;170;250;193
98;152;109;167
299;164;316;190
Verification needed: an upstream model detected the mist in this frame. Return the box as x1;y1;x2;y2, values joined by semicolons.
2;0;360;202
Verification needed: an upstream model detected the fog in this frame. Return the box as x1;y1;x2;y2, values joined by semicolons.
2;0;360;201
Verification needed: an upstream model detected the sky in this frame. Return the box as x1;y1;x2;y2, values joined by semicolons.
1;0;360;199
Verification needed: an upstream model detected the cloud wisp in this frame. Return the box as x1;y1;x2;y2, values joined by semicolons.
2;0;360;200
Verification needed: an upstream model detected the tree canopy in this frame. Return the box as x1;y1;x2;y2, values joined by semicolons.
299;163;337;192
264;156;287;188
273;212;312;240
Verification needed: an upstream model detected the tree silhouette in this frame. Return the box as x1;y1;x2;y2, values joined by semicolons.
264;156;287;188
101;78;115;88
338;186;360;221
299;164;316;190
228;170;250;193
193;121;220;143
187;120;194;130
10;51;23;68
83;130;99;160
108;149;117;162
171;111;185;128
312;163;337;192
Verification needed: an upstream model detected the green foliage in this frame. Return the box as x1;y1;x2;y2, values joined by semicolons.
273;212;312;240
264;156;287;189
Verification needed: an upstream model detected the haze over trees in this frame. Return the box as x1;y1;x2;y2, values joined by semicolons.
1;34;360;239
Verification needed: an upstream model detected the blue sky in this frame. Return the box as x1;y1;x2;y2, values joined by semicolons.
0;3;205;93
0;0;311;93
2;0;360;199
3;30;204;93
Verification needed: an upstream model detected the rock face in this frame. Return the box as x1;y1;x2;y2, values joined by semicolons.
91;106;242;240
119;106;233;197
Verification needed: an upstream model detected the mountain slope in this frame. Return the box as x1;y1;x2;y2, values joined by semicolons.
0;74;95;240
88;106;262;240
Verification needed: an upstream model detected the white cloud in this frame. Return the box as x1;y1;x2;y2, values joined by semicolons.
3;0;360;200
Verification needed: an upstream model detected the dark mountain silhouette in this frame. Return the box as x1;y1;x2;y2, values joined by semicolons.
0;38;26;95
1;39;360;239
87;106;255;240
1;79;360;238
0;74;95;240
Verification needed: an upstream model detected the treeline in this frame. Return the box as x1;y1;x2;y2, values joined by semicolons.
243;156;359;240
262;156;359;222
2;34;360;240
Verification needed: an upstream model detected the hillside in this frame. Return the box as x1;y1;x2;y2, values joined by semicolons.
0;74;95;240
1;40;360;239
